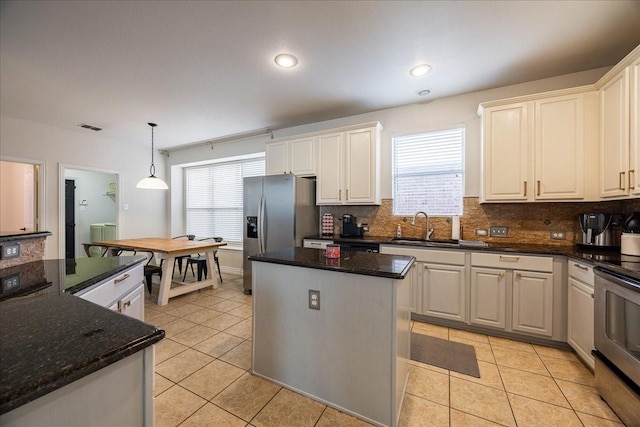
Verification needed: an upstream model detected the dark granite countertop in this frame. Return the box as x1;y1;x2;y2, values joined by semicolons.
0;230;52;242
0;256;164;415
304;235;640;282
249;246;415;279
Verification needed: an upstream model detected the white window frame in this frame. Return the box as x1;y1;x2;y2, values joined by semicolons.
184;154;265;244
392;126;465;217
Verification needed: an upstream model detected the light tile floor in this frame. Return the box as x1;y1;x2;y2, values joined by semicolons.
145;273;623;427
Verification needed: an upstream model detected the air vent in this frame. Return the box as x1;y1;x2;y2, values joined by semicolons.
78;123;102;131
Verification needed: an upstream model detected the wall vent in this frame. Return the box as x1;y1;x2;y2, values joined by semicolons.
78;123;103;131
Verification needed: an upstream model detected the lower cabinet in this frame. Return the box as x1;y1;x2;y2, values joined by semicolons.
422;263;466;322
79;262;145;321
512;270;554;337
470;267;506;329
567;261;595;369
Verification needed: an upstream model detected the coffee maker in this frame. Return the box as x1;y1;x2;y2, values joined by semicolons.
341;214;363;238
578;213;621;248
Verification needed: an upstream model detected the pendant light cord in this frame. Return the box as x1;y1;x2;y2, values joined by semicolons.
149;122;157;177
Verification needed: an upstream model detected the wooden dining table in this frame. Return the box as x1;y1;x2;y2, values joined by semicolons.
94;237;226;306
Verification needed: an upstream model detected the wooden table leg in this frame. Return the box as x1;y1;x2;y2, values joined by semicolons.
205;251;219;289
157;255;175;306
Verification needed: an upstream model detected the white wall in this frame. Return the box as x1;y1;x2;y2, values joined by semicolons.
0;116;168;260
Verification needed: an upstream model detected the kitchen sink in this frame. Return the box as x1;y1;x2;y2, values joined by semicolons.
391;238;460;247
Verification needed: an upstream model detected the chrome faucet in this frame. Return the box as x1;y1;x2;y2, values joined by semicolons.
412;211;433;240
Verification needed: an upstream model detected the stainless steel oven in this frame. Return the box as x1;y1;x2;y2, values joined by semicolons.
593;267;640;426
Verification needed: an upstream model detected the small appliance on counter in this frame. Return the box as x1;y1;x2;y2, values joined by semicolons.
621;212;640;256
577;213;621;248
341;214;363;238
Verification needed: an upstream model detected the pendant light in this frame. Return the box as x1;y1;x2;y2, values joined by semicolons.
136;122;168;190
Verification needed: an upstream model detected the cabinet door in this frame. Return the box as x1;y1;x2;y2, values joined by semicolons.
266;141;288;175
534;94;584;200
568;277;595;369
344;127;379;204
600;68;630;198
119;283;144;321
289;137;316;176
483;103;529;201
512;270;553;337
316;132;344;204
630;56;640;196
421;263;466;321
470;267;506;329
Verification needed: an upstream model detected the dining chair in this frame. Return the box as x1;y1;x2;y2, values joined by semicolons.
182;237;223;283
160;234;196;277
102;247;161;294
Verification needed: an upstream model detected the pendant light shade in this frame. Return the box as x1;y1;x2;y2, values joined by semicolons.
137;123;168;190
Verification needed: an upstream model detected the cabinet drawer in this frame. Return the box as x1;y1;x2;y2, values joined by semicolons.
303;239;333;249
379;245;465;265
471;252;552;272
78;263;144;308
568;260;594;286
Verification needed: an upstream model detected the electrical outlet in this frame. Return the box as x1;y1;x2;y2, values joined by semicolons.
550;231;566;240
309;290;320;310
0;243;20;259
475;229;488;237
490;226;509;237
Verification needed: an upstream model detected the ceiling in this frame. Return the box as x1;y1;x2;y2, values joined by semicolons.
1;1;639;149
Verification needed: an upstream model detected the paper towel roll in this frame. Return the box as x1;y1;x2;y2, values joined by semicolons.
452;216;460;240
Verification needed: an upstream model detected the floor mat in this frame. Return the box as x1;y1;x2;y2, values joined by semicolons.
410;333;480;378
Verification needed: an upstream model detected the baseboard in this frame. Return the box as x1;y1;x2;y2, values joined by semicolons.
220;266;242;276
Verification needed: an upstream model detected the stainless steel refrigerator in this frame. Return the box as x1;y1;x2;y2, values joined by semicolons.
243;174;318;294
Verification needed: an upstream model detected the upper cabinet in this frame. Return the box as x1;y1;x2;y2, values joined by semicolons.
597;46;640;199
317;123;382;205
265;136;316;176
480;90;598;202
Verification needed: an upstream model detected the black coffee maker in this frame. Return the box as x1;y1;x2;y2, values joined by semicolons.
341;214;363;237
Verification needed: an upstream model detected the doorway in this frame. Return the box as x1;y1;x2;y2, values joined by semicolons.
59;164;120;259
0;159;43;232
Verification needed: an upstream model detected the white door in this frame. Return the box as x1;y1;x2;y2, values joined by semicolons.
421;263;466;321
470;267;506;329
316;132;343;204
289;137;316;176
512;270;553;337
344;127;377;203
568;277;595;368
0;161;37;231
630;57;640;196
265;141;288;175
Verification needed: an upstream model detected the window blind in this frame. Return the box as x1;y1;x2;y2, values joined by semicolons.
392;127;464;216
185;157;265;242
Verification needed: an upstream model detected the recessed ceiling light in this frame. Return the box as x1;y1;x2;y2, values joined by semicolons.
274;53;298;68
417;89;431;96
410;64;431;77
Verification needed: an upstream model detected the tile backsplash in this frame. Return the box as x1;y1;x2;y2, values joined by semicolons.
320;197;640;246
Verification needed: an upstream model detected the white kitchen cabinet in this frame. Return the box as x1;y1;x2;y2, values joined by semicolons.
567;260;595;369
597;46;640;199
470;267;507;329
480;90;598;202
78;262;145;321
316;123;382;205
471;252;554;337
422;263;466;322
265;136;316;176
512;270;553;337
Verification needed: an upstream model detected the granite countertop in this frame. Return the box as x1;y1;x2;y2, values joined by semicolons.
249;246;415;279
0;230;52;242
0;256;164;415
304;235;640;282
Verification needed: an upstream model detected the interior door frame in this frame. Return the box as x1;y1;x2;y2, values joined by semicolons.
0;156;46;233
58;163;121;259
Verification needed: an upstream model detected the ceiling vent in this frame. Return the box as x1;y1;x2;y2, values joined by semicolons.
78;123;102;131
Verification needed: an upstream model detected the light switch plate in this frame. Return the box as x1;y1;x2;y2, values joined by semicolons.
490;226;508;237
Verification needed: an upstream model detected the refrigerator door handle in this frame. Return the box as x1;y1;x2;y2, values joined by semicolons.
258;194;266;253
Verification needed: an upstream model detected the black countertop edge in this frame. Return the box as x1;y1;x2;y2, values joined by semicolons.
0;231;52;242
249;247;415;279
64;255;148;294
0;328;165;415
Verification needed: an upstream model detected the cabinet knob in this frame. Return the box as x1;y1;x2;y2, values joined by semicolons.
499;272;505;279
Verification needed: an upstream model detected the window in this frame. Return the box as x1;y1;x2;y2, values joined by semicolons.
392;127;464;216
185;156;265;242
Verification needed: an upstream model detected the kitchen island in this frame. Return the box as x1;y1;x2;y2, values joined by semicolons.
249;247;415;427
0;256;164;426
